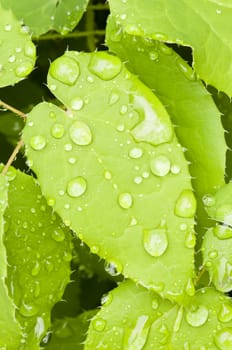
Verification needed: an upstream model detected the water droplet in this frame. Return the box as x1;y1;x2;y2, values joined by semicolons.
52;229;65;242
214;328;232;350
173;306;184;332
118;192;133;209
64;143;72;151
67;177;87;197
213;225;232;240
35;317;45;339
88;52;122;80
143;226;168;257
45;260;54;272
131;95;172;146
31;261;41;276
151;298;159;310
186;305;209;327
185;278;195;296
19;301;38;317
24;41;36;58
30;135;46;150
33;283;41;298
70;97;84;111
150;155;170;177
152;32;167;41
69;121;92;146
176;58;195;81
175;190;196;218
149;50;159;61
110;23;123;42
92;318;107;332
8;55;16;63
108;91;120;105
15;61;33;78
4;24;12;31
218;303;232;323
134;176;143;184
104;170;112;180
216;204;232;226
49;111;56;119
129;147;143;159
123;315;150;349
6;167;17;181
116;124;125;132
185;230;196;248
101;293;113;306
47;198;55;206
68;157;77;164
50;56;79;86
51;123;65;138
120;105;128;115
170;164;181;174
209;250;218;259
104;260;123;276
160;44;173;55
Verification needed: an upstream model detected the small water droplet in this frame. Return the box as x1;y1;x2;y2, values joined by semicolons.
116;123;125;132
104;170;112;180
160;44;173;55
4;24;12;31
33;283;41;298
8;55;16;63
213;225;232;240
67;177;87;197
64;143;72;151
209;250;218;259
186;305;208;327
149;50;159;61
92;318;107;332
170;164;181;174
52;228;65;242
214;328;232;350
120;105;128;115
123;315;150;349
175;190;196;218
216;204;232;226
51;123;65;138
218;303;232;323
150;155;170;177
47;198;55;206
151;298;159;310
24;41;36;58
30;135;46;150
173;306;184;332
118;192;133;209
108;91;120;105
68;157;77;164
6;167;17;181
185;230;196;248
185;278;195;296
134;176;143;184
88;52;122;80
101;293;113;306
70;97;84;111
69;120;92;146
31;261;41;276
105;260;123;276
143;226;168;257
176;58;195;81
19;301;38;317
129;147;143;159
50;56;79;86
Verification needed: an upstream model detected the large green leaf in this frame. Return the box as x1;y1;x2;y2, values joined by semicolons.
86;280;232;349
0;174;22;349
0;3;36;87
4;168;73;349
108;0;232;96
1;0;89;37
106;16;226;205
23;51;196;303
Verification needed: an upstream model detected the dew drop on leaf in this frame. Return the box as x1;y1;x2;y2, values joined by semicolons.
202;194;216;207
30;135;46;150
108;91;120;105
214;328;232;350
129;147;143;159
213;225;232;240
123;315;150;350
31;260;41;276
50;56;80;86
185;278;195;296
70;97;84;111
218;303;232;323
118;192;133;209
66;176;87;198
51;228;65;242
24;41;36;58
19;301;39;317
104;260;123;276
175;190;196;218
150;155;171;177
88;51;122;80
69;121;92;146
185;305;209;327
184;230;196;249
143;226;168;257
51;123;65;139
92;318;107;332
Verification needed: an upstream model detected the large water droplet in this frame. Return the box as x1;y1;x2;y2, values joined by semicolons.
131;95;172;146
213;225;232;240
20;301;38;317
175;190;196;218
67;177;87;197
150;155;170;177
218;303;232;323
70;97;84;111
143;226;168;257
118;192;133;209
92;318;107;332
123;315;150;350
214;328;232;350
35;317;45;339
51;123;65;139
69;121;92;146
30;135;46;150
50;56;79;86
88;52;122;80
186;305;209;327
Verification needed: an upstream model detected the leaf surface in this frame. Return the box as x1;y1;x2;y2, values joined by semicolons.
4;168;73;348
23;51;196;303
0;4;36;87
1;0;89;37
0;174;22;349
86;280;232;349
108;0;232;96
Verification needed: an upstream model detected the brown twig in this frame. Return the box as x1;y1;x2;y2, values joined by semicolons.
0;100;27;119
1;139;24;175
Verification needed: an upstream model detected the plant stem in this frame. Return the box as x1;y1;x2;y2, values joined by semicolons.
194;265;207;286
1;139;24;175
33;30;105;41
0;100;27;119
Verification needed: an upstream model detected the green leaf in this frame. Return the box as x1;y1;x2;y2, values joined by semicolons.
106;16;226;203
86;280;232;349
108;0;232;96
43;310;97;350
23;51;196;303
4;168;73;348
1;0;89;37
0;3;36;87
0;174;22;349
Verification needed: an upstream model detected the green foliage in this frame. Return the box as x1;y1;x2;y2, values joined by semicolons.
0;0;232;348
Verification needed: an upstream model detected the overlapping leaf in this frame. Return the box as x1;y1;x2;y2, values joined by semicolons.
23;51;196;303
0;3;36;87
86;280;232;349
108;0;232;96
0;174;22;349
202;183;232;292
3;168;73;348
1;0;89;36
106;16;226;204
